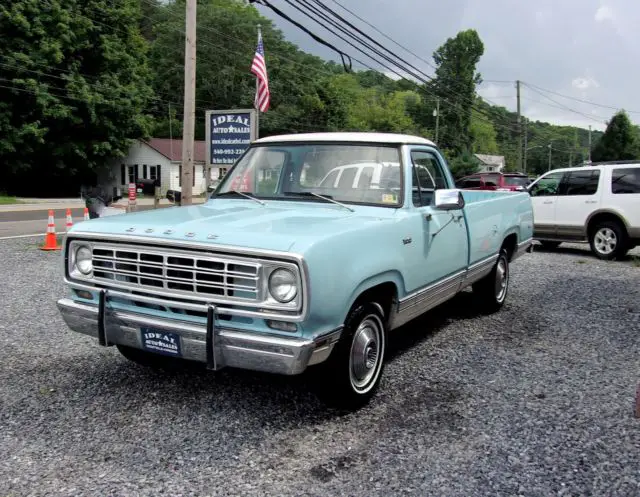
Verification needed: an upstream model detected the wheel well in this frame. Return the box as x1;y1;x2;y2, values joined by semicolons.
501;233;518;261
587;212;628;238
350;282;397;323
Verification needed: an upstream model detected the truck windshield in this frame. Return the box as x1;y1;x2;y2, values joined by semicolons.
214;143;403;207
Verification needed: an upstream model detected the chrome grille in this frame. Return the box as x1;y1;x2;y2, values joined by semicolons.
91;244;261;301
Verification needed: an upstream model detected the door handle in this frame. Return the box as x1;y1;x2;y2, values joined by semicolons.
585;200;597;204
543;201;553;204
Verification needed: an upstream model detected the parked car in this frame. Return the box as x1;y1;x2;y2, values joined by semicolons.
456;172;530;191
527;161;640;259
136;178;158;196
56;132;534;409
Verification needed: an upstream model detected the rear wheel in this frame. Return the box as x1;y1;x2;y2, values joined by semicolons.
313;302;386;410
472;248;510;314
589;220;628;260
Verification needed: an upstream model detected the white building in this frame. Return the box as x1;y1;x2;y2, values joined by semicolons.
99;139;229;196
474;154;506;173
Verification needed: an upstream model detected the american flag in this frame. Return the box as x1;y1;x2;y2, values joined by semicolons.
251;30;270;112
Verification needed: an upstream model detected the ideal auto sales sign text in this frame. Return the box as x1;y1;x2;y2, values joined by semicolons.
210;113;252;165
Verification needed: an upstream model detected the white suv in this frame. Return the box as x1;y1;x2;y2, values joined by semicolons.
527;161;640;259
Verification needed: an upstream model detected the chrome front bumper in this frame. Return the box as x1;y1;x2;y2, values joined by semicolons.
57;293;342;375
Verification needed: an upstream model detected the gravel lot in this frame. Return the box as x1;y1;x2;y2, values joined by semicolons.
1;238;639;496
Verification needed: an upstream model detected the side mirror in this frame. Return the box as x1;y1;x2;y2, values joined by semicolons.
434;189;465;210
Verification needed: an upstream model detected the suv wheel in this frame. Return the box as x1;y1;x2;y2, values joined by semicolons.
589;220;628;260
472;248;510;314
313;302;386;410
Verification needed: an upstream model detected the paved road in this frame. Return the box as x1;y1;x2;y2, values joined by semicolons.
1;240;639;496
0;204;165;223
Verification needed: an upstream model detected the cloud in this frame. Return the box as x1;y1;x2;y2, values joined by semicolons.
572;77;599;90
594;5;615;23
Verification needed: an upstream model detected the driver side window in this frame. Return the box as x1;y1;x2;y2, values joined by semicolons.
529;171;564;197
411;150;447;207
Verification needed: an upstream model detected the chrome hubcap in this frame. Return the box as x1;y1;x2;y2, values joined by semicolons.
594;228;617;255
349;315;384;393
495;258;508;303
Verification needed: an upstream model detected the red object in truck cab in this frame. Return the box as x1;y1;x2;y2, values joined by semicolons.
456;172;530;192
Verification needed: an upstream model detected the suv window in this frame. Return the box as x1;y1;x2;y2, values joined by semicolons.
611;167;640;194
411;150;448;206
559;170;600;195
458;178;481;188
529;171;563;197
503;176;529;187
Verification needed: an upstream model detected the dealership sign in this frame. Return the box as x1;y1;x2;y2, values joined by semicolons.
205;109;258;166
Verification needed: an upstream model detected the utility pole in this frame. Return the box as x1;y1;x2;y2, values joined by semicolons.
523;119;528;174
548;142;552;171
433;97;440;144
516;80;522;171
588;125;592;162
179;0;197;206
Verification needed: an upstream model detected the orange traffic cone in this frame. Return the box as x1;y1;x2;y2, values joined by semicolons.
83;207;90;221
40;210;61;251
65;208;73;231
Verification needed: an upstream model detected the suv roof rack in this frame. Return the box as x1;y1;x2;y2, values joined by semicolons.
589;160;640;166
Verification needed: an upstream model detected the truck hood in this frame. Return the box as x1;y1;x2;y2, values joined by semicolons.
69;199;393;253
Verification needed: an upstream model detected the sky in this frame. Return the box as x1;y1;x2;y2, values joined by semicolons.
253;0;640;132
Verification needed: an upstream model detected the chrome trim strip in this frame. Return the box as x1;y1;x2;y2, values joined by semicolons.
66;279;305;322
391;270;466;330
512;237;533;261
64;232;310;321
57;298;342;375
460;254;498;287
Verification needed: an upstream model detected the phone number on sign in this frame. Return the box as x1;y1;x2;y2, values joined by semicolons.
213;148;246;155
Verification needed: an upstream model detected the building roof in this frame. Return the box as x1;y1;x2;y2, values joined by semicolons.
144;138;206;162
474;153;505;166
254;132;436;146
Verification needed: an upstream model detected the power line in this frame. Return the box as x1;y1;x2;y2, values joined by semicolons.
267;0;520;135
523;81;640;115
522;83;606;125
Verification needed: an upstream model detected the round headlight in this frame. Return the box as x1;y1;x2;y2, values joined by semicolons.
76;246;93;275
268;268;298;303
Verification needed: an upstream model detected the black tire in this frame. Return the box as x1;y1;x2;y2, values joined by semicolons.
588;219;628;260
539;240;561;250
472;248;510;314
312;302;387;410
116;344;199;371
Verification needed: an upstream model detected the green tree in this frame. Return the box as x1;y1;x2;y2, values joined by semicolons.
448;149;480;179
469;110;499;154
431;29;485;153
591;110;640;162
0;0;154;195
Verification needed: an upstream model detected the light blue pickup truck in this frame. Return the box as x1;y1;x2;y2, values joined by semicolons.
57;132;534;409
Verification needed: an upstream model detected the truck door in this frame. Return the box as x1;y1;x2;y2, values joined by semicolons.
402;148;469;301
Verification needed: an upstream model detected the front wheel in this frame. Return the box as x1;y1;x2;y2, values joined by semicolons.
589;220;628;260
312;302;387;410
472;248;510;314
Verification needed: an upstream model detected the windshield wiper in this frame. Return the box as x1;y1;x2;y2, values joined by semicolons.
283;191;354;212
215;190;265;206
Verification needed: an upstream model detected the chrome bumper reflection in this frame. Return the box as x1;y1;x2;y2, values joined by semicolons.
57;295;341;375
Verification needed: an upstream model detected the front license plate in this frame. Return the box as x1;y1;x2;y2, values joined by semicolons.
140;328;182;357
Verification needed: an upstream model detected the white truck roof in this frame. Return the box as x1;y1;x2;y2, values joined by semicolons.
253;132;436;147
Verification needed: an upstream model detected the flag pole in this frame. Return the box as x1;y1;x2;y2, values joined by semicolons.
255;23;261;139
